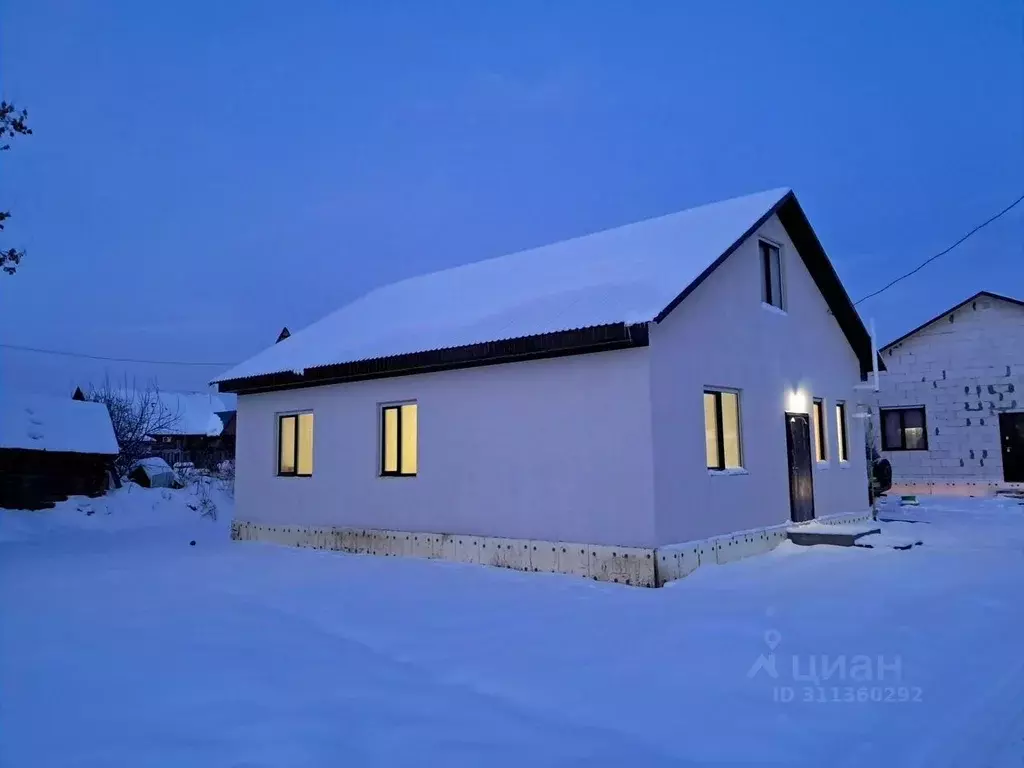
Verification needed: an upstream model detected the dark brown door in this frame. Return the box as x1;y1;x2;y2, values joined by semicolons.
999;413;1024;483
786;413;815;523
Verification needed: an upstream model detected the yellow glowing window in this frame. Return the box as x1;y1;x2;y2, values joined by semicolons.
836;402;848;462
813;398;827;462
278;412;314;477
705;389;742;470
297;413;314;475
381;402;417;476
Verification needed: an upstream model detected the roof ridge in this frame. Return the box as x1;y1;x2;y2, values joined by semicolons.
350;187;794;301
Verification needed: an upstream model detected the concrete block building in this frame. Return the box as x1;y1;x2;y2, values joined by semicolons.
875;291;1024;495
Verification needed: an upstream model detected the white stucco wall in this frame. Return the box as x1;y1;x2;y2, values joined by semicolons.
649;214;871;545
234;348;658;547
875;294;1024;491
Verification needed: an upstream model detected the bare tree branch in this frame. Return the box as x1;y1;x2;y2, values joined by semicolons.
1;101;31;276
84;376;181;477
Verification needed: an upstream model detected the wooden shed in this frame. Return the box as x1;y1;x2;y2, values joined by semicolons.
0;394;120;510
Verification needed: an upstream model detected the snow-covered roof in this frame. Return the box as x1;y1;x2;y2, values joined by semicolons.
215;188;793;384
0;393;119;455
148;392;232;437
131;457;174;476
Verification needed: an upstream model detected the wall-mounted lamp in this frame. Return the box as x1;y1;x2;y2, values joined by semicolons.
787;390;808;413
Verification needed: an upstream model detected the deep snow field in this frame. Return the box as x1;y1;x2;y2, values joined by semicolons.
2;486;1023;767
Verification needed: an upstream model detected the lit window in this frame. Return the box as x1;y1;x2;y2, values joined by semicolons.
836;402;849;462
278;412;314;476
760;240;784;309
881;407;928;451
704;389;742;470
813;398;827;462
381;402;417;476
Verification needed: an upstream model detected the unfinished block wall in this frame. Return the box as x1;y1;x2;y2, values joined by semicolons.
875;294;1024;493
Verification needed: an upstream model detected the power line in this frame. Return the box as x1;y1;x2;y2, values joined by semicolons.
0;342;232;367
854;192;1024;305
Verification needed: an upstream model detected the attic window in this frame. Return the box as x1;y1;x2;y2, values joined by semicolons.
759;240;784;309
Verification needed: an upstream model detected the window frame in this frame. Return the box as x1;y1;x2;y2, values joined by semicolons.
812;397;828;463
704;388;743;471
380;402;418;477
277;412;313;477
880;407;929;452
836;401;849;462
831;403;847;462
759;239;785;310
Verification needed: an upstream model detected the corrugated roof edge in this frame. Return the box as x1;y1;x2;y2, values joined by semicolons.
880;290;1024;352
216;322;650;394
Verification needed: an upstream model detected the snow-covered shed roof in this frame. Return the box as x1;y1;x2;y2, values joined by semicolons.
148;392;233;437
131;457;174;476
0;394;119;455
216;188;875;391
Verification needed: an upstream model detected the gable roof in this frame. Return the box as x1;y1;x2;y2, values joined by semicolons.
881;291;1024;352
0;393;119;455
216;188;875;393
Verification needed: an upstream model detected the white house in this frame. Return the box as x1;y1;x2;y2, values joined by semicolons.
215;188;876;585
875;291;1024;496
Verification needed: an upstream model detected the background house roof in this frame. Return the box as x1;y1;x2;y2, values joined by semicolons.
215;187;875;390
881;291;1024;351
0;393;119;455
148;392;233;437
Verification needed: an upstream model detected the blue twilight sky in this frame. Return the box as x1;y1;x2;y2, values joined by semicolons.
1;0;1021;397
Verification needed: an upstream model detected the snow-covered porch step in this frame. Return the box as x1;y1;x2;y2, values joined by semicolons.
786;521;881;547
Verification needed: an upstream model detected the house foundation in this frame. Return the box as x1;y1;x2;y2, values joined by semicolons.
231;510;872;587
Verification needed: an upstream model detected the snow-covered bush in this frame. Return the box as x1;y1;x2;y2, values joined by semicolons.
186;474;218;520
214;460;234;500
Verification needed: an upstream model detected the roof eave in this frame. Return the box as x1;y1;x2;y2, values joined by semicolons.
217;322;651;395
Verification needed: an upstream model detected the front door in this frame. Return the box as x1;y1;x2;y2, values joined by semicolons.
999;413;1024;483
785;413;815;522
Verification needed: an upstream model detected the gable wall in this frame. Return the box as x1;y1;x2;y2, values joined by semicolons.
234;347;658;547
649;213;870;544
875;295;1024;490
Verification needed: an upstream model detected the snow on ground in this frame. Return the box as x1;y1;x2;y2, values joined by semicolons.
2;492;1024;767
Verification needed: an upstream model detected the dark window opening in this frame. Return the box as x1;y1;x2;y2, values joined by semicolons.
760;240;784;309
881;407;928;451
